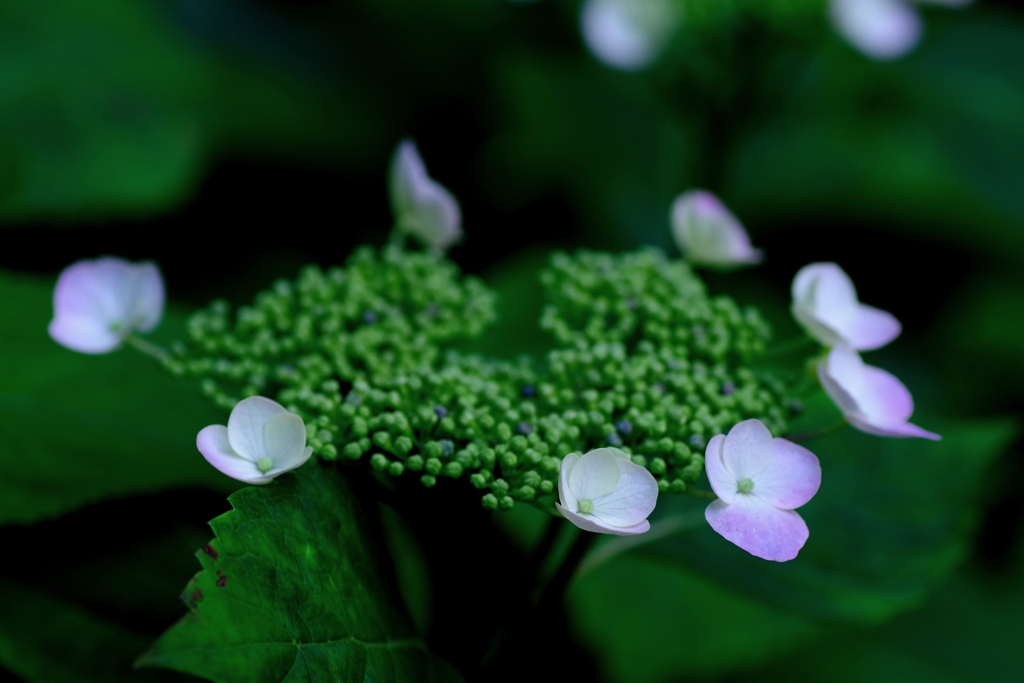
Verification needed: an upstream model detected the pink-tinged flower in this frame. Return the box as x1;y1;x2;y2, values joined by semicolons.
705;419;821;562
670;190;763;268
48;257;165;354
791;262;901;351
556;447;659;535
389;139;462;254
830;0;922;60
579;0;678;72
197;396;313;484
818;344;941;440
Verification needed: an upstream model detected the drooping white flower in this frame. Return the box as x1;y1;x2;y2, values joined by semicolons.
670;190;763;268
705;419;822;562
197;396;313;484
829;0;975;61
818;344;940;440
389;139;462;254
579;0;679;72
48;256;165;354
791;262;901;351
556;447;659;535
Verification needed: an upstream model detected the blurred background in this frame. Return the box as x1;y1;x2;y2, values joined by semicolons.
1;0;1023;681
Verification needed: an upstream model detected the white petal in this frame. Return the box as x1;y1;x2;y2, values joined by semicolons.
558;453;581;512
197;425;274;484
670;190;763;268
556;502;651;536
126;261;165;333
721;419;774;481
587;457;659;528
842;304;902;351
263;446;315;478
227;396;288;461
568;448;623;500
830;0;923;61
704;434;737;504
263;411;309;469
48;314;123;354
389;139;462;252
579;0;677;72
753;439;822;510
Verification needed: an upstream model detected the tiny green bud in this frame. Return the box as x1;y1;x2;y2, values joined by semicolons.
406;455;425;471
515;486;536;501
491;478;509;495
352;417;368;437
631;455;647;468
737;477;755;494
500;452;518;469
420;474;437;488
256;457;273;474
670;478;687;494
539;480;554;494
658;479;670;494
321;444;338;459
481;494;499;510
578;498;594;514
373;431;392;450
342;442;363;460
388;461;405;477
370;454;389;471
499;496;515;511
425;458;443;475
394;436;413;456
443;461;464;478
650;457;667;475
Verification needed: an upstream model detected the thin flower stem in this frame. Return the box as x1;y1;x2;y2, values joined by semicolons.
125;334;169;361
682;488;718;500
765;335;815;357
785;418;847;442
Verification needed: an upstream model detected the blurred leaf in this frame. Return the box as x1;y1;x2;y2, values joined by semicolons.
568;554;818;683
139;464;462;683
0;269;235;526
639;409;1016;623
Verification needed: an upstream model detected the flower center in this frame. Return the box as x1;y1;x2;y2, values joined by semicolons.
577;498;595;514
737;477;755;494
256;457;274;474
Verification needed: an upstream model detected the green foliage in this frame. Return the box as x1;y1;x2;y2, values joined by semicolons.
139;464;462;683
0;270;235;526
168;246;790;512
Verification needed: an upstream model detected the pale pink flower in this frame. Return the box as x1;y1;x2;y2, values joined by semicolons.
670;190;763;268
389;139;462;254
557;447;659;535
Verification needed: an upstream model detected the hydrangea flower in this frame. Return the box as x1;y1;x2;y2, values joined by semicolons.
670;190;763;268
705;419;821;562
579;0;678;72
556;447;659;535
818;344;940;440
830;0;974;61
791;262;901;351
389;139;462;254
48;256;165;354
197;396;313;484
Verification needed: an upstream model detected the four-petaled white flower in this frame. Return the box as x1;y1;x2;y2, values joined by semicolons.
829;0;974;61
670;190;763;268
557;447;659;535
705;419;822;562
791;262;901;351
818;344;940;440
48;256;165;354
197;396;313;484
579;0;679;72
389;139;463;254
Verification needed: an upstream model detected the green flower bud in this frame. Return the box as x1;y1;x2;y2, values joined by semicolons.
406;455;425;471
481;493;499;510
421;475;437;488
370;454;389;471
443;461;464;478
388;461;405;477
425;458;442;475
499;496;515;511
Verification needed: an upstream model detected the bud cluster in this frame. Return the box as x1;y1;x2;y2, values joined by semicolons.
166;245;790;511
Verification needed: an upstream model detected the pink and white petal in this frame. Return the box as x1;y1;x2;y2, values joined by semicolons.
792;263;857;320
389;140;428;215
703;434;736;504
263;411;309;468
831;0;922;61
588;459;659;528
722;419;774;481
846;412;941;440
823;344;867;398
197;425;268;484
48;314;123;354
818;360;862;416
129;262;165;333
53;259;130;326
792;304;844;347
556;503;650;536
842;304;901;351
753;439;822;510
857;364;914;423
227;396;287;461
705;497;810;562
265;446;314;478
558;453;581;511
568;448;622;500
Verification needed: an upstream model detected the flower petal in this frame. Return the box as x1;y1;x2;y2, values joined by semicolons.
263;411;309;468
830;0;922;61
556;502;651;536
704;434;736;503
389;140;462;252
846;413;941;440
558;452;581;512
722;419;774;481
227;396;288;461
670;190;763;268
753;439;822;510
705;497;809;562
48;314;123;354
197;425;272;484
579;0;677;72
843;304;901;351
568;448;622;500
817;347;864;416
588;457;659;528
264;446;315;478
127;261;165;333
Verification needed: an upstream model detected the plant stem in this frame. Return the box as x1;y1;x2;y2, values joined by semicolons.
536;530;595;611
125;335;169;361
786;418;847;442
765;335;815;357
682;488;718;500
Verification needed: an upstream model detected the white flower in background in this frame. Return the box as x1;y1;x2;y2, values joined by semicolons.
556;447;659;535
818;344;941;440
830;0;975;61
791;262;901;351
389;139;463;254
580;0;679;71
705;419;822;562
48;257;165;354
197;396;314;484
670;190;763;268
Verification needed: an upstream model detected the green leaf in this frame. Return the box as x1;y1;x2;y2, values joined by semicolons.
139;464;463;683
0;269;236;526
640;409;1017;623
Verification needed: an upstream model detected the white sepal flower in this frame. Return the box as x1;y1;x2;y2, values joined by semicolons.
705;419;822;562
580;0;679;72
791;262;901;351
818;344;940;440
48;256;165;354
197;396;313;484
830;0;922;61
556;447;658;535
389;139;462;254
670;190;763;268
